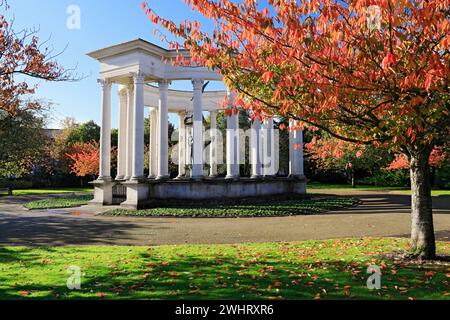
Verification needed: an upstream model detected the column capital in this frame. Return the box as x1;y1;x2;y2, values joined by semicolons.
126;82;134;93
192;78;205;91
130;72;146;84
98;78;112;89
158;79;171;90
118;87;128;97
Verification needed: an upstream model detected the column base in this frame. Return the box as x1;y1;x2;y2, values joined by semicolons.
288;174;307;181
155;175;170;181
98;176;113;182
115;175;126;181
225;175;240;181
89;179;115;205
130;176;146;182
250;175;263;180
120;181;149;210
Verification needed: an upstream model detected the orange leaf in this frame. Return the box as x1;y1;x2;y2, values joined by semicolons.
262;71;274;84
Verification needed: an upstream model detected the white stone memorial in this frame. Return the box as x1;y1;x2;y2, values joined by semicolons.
88;39;306;209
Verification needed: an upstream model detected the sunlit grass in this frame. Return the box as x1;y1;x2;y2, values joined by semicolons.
24;195;93;209
390;190;450;196
0;238;448;300
308;183;449;197
12;188;93;196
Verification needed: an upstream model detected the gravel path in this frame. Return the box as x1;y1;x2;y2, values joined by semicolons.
0;190;448;246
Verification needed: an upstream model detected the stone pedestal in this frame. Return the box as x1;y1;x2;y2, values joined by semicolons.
120;180;149;209
89;180;115;206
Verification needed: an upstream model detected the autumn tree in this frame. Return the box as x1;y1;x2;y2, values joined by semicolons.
144;0;450;259
49;118;79;176
66;141;100;184
388;147;446;170
66;120;101;146
305;134;392;187
0;1;74;115
0;107;49;178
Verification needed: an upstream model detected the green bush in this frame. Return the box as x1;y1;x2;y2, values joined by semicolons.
435;165;450;189
359;169;410;187
0;179;33;189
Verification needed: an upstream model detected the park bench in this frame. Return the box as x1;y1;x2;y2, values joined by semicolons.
0;187;13;196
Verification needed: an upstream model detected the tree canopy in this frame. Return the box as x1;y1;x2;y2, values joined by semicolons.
0;1;75;115
144;0;450;259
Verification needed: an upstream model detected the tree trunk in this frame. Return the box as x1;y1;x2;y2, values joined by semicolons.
409;150;436;260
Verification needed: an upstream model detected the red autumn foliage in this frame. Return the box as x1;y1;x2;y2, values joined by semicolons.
144;0;450;258
388;147;446;170
0;2;73;115
66;142;100;177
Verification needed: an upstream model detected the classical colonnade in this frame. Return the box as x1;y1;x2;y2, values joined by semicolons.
97;77;305;184
88;39;306;208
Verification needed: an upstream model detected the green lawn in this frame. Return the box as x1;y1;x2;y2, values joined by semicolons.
308;182;407;191
391;190;450;196
308;182;450;196
24;195;94;209
12;188;93;196
0;238;448;300
105;196;359;217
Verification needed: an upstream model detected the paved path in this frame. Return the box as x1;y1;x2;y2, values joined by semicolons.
0;190;449;246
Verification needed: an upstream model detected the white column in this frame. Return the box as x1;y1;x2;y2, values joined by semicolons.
289;120;305;178
226;106;240;180
177;112;186;179
131;73;145;181
157;80;170;180
263;117;276;177
297;130;304;177
98;79;112;181
125;83;134;180
251;118;263;179
192;79;204;181
149;108;159;178
116;88;127;180
289;119;296;177
209;111;218;177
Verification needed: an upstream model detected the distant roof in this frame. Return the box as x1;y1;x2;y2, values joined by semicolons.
43;129;61;139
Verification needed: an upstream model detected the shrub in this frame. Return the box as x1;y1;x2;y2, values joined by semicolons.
359;169;410;187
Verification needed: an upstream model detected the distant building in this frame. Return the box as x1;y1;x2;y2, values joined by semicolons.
43;129;62;140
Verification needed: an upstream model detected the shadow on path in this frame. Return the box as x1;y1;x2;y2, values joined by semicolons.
0;191;448;246
322;192;450;215
0;214;171;246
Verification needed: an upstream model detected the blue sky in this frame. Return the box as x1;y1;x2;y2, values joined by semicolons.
4;0;224;128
